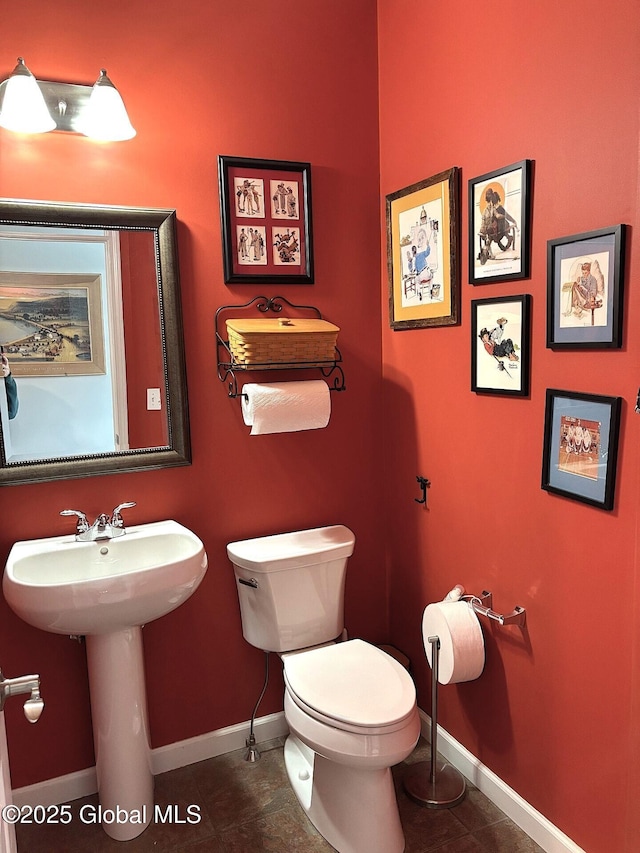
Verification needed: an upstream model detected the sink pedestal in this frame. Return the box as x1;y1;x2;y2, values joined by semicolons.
86;627;153;841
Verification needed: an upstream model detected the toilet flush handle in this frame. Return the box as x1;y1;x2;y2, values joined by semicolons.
238;577;259;588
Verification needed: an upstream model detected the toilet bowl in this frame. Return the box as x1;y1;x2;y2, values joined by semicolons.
282;640;420;853
227;526;419;853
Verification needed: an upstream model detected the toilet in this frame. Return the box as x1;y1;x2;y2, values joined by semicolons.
227;525;420;853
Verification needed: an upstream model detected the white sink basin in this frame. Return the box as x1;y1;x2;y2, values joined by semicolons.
2;518;208;842
2;519;208;636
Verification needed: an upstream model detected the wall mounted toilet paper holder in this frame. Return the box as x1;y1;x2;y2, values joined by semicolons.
466;590;526;627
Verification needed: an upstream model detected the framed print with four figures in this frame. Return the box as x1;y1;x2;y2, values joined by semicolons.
218;155;314;284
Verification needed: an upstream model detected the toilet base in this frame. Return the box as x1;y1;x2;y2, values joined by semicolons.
284;735;406;853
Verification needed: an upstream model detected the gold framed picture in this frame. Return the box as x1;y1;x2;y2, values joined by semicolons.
386;167;460;330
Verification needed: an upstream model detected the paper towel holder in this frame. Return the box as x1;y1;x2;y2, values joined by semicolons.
215;295;346;399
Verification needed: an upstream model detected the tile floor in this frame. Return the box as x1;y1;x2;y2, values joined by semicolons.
15;737;545;852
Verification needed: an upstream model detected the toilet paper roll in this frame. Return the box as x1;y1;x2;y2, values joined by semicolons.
241;380;331;435
422;601;485;685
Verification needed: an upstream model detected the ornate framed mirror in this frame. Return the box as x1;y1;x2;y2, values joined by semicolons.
0;198;190;485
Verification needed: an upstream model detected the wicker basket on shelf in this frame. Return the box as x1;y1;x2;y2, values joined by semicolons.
225;317;339;368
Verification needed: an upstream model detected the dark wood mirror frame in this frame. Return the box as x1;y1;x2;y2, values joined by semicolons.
0;198;191;485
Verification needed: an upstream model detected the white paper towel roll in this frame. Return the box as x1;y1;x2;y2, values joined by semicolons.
422;601;485;685
241;380;331;435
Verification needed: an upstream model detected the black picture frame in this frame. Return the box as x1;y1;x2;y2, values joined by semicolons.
471;294;531;396
541;389;622;511
468;160;532;285
546;225;626;349
218;155;314;284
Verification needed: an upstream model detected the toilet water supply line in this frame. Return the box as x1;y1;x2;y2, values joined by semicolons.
245;651;270;762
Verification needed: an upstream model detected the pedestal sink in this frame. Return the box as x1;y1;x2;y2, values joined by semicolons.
2;520;208;842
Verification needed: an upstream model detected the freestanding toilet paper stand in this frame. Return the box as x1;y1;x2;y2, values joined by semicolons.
404;591;526;808
403;635;466;808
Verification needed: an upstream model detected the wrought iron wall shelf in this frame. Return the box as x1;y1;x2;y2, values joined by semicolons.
215;295;346;399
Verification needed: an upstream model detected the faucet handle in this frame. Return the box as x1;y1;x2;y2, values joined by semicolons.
111;501;136;527
60;509;89;533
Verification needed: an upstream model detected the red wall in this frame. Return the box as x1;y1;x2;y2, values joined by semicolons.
378;1;640;852
0;0;385;791
3;2;640;851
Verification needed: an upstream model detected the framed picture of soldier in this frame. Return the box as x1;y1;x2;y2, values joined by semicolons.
541;389;622;511
468;160;532;285
218;156;314;284
471;294;531;396
546;225;626;349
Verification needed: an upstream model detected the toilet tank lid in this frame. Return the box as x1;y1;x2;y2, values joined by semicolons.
227;525;355;572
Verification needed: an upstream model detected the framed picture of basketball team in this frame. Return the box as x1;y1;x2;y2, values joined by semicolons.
541;389;622;511
468;160;532;285
218;155;314;284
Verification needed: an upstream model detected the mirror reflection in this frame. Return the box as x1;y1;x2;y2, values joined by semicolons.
0;200;190;485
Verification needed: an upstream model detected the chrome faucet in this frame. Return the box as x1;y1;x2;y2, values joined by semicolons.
60;502;137;541
0;669;44;723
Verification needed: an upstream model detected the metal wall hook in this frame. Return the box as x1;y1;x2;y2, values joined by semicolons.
415;476;431;505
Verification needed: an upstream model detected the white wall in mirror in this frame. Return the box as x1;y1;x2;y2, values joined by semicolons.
0;227;127;462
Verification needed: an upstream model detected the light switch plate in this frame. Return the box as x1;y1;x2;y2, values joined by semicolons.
147;388;162;410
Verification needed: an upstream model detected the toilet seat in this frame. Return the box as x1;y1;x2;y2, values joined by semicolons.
283;639;416;735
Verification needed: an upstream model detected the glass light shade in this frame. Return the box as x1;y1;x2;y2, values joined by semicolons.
0;58;55;134
76;69;136;142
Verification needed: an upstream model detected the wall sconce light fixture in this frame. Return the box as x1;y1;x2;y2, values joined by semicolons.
0;57;136;142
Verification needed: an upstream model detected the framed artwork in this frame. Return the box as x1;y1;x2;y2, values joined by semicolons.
386;167;460;330
0;272;105;376
546;225;626;349
218;155;314;284
541;389;622;511
468;160;532;285
471;294;531;396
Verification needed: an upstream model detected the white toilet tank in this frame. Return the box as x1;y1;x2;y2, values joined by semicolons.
227;525;355;653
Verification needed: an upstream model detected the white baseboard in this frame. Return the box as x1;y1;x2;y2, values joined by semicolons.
151;710;288;775
12;711;288;808
418;710;584;853
12;709;582;853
